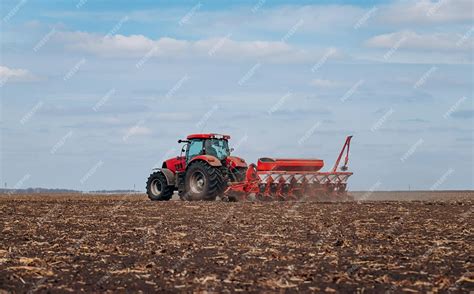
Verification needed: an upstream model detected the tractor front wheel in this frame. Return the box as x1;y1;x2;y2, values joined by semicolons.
146;171;174;201
184;161;226;201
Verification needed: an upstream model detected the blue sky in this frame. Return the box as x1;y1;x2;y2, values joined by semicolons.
0;0;473;191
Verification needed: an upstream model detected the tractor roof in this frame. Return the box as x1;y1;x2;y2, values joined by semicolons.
187;133;230;140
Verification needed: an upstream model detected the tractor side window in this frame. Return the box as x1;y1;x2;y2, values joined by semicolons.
186;140;203;162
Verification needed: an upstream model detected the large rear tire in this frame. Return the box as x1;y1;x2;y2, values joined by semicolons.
184;161;226;201
146;171;174;201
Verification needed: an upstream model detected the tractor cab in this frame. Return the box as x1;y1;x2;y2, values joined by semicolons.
180;134;231;163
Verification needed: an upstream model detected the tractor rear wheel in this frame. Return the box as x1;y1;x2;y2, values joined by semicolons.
146;171;174;201
184;161;226;201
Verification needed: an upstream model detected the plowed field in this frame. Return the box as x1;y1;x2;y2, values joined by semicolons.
1;192;473;293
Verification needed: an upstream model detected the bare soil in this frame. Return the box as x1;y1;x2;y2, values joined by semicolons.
0;192;473;293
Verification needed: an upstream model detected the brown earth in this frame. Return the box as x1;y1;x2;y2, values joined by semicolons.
0;192;473;293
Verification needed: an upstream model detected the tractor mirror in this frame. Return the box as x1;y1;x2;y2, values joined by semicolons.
230;148;235;152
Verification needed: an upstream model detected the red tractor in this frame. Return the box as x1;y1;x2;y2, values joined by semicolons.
146;133;353;201
146;134;248;201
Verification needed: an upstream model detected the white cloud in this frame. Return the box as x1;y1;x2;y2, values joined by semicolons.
194;38;294;59
55;30;333;63
0;65;36;81
58;32;162;56
377;0;473;24
309;79;340;88
366;31;473;51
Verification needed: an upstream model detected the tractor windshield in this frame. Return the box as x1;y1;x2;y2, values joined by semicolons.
205;139;229;160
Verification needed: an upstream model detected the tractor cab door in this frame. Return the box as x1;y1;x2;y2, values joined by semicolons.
186;139;204;163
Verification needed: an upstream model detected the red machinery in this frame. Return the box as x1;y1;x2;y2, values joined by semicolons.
225;136;353;201
146;134;353;201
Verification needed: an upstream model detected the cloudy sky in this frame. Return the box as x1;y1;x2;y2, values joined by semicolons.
0;0;473;191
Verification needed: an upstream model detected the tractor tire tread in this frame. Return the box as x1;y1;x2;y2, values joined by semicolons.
146;171;174;201
185;161;227;201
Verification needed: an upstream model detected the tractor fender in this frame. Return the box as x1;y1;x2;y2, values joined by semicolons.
226;156;247;168
152;168;176;186
188;155;222;167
